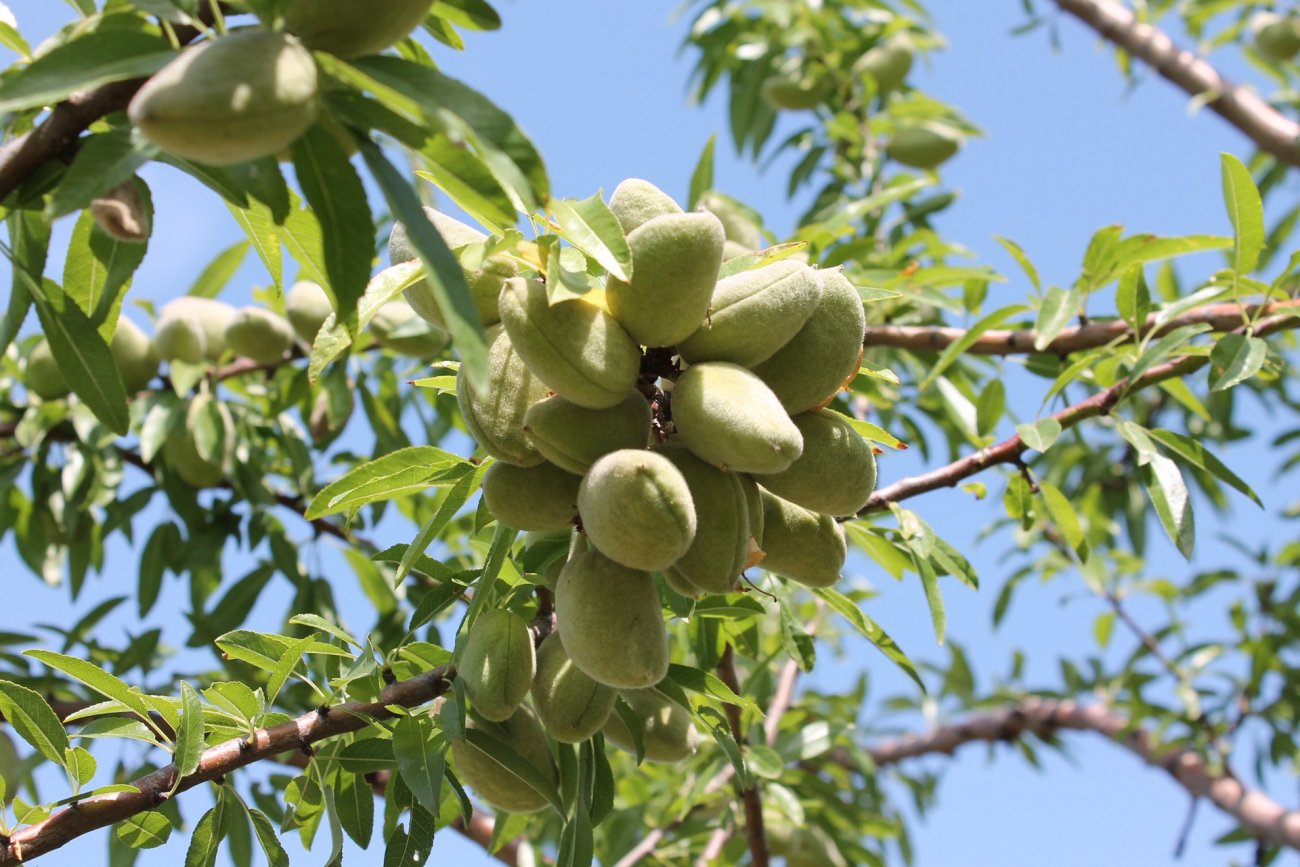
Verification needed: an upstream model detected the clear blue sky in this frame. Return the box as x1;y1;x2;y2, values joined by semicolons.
3;1;1297;865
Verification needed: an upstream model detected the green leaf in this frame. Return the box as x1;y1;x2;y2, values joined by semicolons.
265;634;317;706
187;240;250;299
1015;417;1061;453
1220;152;1264;277
25;650;157;727
334;771;375;848
392;715;443;814
1094;611;1115;649
184;803;226;867
1142;454;1195;559
415;138;515;232
918;304;1028;393
431;0;502;30
306;446;468;519
290;124;373;335
308;259;425;381
666;664;762;715
550;193;632;282
138;521;180;618
778;602;815;672
357;138;488;384
0;30;173;113
1078;224;1123;292
912;548;946;645
396;463;487;583
975;378;1005;437
836;414;907;451
172;682;204;787
288;614;362;649
46;129;154;219
1034;286;1079;351
688;134;716;208
64;203;151;339
1115;265;1151;335
117;812;172;850
814;588;925;691
0;680;71;767
226;200;282;290
1147;428;1262;507
245;807;289;867
1039;481;1085;554
993;235;1041;293
1208;333;1267;392
1;210;48;357
64;745;96;788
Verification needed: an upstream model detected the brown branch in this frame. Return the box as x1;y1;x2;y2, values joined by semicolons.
1052;0;1300;167
0;666;456;865
860;309;1300;513
845;698;1300;851
863;299;1300;356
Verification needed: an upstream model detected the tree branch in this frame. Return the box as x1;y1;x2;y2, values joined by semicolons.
1052;0;1300;168
845;698;1300;851
863;299;1300;356
860;308;1300;513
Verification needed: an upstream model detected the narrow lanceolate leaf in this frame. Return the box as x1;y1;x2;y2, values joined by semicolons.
334;771;375;849
63;202;151;338
116;812;172;850
688;134;716;208
308;259;425;381
265;634;317;706
1147;428;1262;507
919;304;1029;393
226;200;282;290
0;680;71;767
245;807;289;867
291;124;373;336
912;547;946;645
994;235;1041;293
813;588;925;691
306;446;469;519
1039;481;1085;554
27;278;129;434
172;682;204;786
0;30;173;113
183;803;225;867
25;651;157;725
1034;286;1079;351
416;136;516;231
1143;453;1195;559
1016;417;1061;453
1220;152;1264;277
1208;333;1267;392
550;193;633;282
396;453;489;584
358;138;488;384
187;240;250;298
393;715;444;814
667;664;762;715
1;209;49;357
1115;265;1151;335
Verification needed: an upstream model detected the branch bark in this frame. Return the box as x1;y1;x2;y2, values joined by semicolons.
847;698;1300;851
1052;0;1300;168
863;299;1300;356
860;308;1300;513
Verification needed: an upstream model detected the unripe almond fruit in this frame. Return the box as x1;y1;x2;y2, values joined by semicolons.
672;362;803;474
499;277;641;409
530;632;617;743
760;410;877;517
654;443;750;595
111;317;159;392
458;609;536;722
225;306;295;365
758;490;847;588
577;449;697;571
369;300;448;358
481;461;581;532
677;259;823;367
886;122;961;170
602;688;700;764
285;281;333;343
522;392;652;475
450;706;558;814
608;178;683;235
853;36;914;93
555;549;668;689
23;340;69;401
283;0;434;59
456;326;548;466
128;30;318;166
605;212;726;348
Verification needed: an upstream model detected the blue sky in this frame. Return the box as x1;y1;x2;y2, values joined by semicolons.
3;1;1298;865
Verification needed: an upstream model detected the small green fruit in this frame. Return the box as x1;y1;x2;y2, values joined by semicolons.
225;306;295;365
283;0;433;58
522;392;652;475
887;122;962;170
128;30;318;166
111;317;159;392
481;461;581;532
608;178;684;234
498;277;642;409
578;449;697;572
603;688;700;764
451;706;558;814
697;191;762;250
530;632;617;743
677;260;823;367
555;549;668;689
606;212;726;348
459;609;536;722
751;268;866;414
389;206;516;330
758;490;846;588
853;37;914;93
285;281;333;343
655;443;750;595
760;409;877;517
23;340;69;401
1252;12;1300;61
761;73;831;110
369;300;448;358
156;298;236;363
163;400;229;489
456;326;549;466
672;362;804;474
